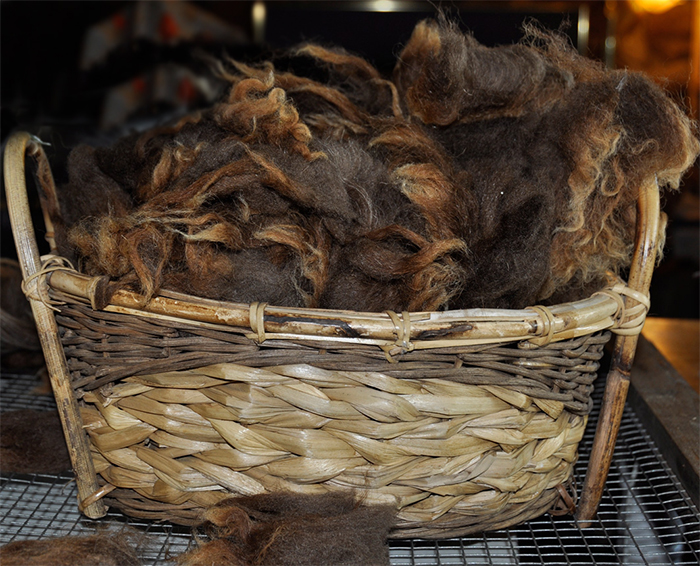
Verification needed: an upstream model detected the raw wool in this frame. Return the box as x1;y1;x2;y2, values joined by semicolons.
49;17;699;312
0;531;143;566
525;26;700;300
1;259;42;363
65;128;435;309
393;17;574;125
257;45;474;311
319;124;470;311
0;410;71;474
177;492;396;566
1;258;45;369
57;112;453;312
391;17;699;304
427;113;567;308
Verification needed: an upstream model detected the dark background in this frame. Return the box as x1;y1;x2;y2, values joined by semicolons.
0;1;588;140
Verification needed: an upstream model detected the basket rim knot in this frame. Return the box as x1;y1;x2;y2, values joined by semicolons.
382;310;414;362
20;254;73;312
248;301;269;343
594;283;650;336
527;305;556;346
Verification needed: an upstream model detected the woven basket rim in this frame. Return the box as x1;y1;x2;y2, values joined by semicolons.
42;260;647;352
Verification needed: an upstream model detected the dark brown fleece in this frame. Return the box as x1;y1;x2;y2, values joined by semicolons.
1;259;41;357
0;532;142;566
48;17;698;312
392;17;698;303
393;18;573;125
0;410;71;474
177;492;396;566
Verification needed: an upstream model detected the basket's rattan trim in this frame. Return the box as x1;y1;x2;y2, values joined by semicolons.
44;266;645;350
20;254;73;312
593;283;649;336
5;131;107;519
248;301;268;343
527;305;556;347
614;284;650;336
383;310;414;361
593;288;626;326
78;483;116;513
551;482;578;516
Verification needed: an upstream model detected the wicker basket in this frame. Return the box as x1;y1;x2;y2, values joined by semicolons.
4;132;659;538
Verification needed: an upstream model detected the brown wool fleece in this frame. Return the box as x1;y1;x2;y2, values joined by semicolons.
48;17;698;313
541;71;699;301
1;259;41;356
0;532;142;566
393;18;573;125
0;410;71;474
177;492;396;566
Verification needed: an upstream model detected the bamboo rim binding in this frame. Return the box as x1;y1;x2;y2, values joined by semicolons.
29;256;649;348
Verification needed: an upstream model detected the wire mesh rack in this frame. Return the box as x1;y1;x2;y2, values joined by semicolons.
1;370;698;565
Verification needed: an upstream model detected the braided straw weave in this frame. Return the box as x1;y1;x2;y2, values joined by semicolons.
5;132;658;538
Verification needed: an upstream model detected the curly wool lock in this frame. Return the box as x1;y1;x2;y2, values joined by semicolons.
51;17;699;312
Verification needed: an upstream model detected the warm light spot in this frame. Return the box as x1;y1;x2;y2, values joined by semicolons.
577;3;590;55
252;1;266;23
630;0;685;14
252;1;266;44
578;14;590;38
372;0;398;12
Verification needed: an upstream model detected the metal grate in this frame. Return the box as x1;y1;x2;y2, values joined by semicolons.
0;372;57;412
0;471;194;563
1;372;698;565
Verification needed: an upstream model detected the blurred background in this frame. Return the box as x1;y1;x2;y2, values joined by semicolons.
1;0;698;377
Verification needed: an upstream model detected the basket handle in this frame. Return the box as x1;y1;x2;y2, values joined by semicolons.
576;176;661;526
3;131;107;519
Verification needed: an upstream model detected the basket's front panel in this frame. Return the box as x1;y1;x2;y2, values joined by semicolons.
56;295;608;538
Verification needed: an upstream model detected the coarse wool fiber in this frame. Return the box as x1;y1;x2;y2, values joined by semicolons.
176;492;396;566
0;410;71;474
48;16;699;312
0;531;142;566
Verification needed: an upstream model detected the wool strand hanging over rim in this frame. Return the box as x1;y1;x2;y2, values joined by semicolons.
47;17;699;313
